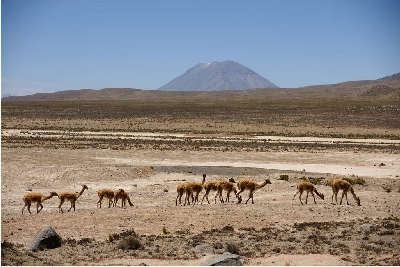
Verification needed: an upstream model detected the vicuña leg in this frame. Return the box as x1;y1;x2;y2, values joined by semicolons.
58;199;65;213
340;190;349;205
22;200;32;214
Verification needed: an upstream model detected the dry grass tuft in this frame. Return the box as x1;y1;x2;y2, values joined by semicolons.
300;176;325;185
342;177;366;185
278;174;289;181
118;236;143;251
226;242;239;254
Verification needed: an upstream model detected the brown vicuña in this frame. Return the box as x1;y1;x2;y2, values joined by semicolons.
58;185;88;213
201;175;223;204
97;188;117;208
184;174;206;206
293;181;324;205
114;189;133;208
176;174;206;206
22;191;58;215
331;179;361;206
236;179;272;204
216;178;237;203
176;182;188;206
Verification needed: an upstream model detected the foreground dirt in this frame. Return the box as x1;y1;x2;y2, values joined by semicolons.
1;142;400;265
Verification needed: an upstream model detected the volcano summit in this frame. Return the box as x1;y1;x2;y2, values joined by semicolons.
158;60;278;91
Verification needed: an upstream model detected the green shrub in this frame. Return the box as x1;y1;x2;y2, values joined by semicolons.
279;174;289;181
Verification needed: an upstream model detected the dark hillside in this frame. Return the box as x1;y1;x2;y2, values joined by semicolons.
377;72;400;81
2;78;400;103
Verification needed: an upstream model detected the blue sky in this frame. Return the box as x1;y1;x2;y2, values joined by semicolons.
2;0;400;96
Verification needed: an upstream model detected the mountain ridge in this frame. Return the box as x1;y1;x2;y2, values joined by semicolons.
377;72;400;81
2;79;399;102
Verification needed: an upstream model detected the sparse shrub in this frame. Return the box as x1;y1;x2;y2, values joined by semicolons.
272;246;281;253
108;234;115;242
325;178;334;187
163;188;168;193
279;174;289;181
77;238;93;245
118;236;143;251
1;240;14;249
342;177;366;185
214;242;223;250
226;242;239;254
382;185;392;193
222;225;234;232
112;229;137;241
300;176;324;185
162;226;169;234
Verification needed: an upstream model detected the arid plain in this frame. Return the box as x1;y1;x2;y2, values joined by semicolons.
1;81;400;265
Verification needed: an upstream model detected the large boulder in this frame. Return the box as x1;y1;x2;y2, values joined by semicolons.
189;252;242;266
26;225;62;251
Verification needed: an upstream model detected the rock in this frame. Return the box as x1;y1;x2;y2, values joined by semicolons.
26;226;62;251
221;225;234;232
192;244;214;256
358;223;372;231
338;227;352;233
189;252;242;266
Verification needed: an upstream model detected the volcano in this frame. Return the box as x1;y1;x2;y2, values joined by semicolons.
158;60;278;91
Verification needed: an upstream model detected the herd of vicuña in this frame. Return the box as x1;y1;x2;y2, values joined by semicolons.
22;185;133;215
21;175;361;215
174;174;361;207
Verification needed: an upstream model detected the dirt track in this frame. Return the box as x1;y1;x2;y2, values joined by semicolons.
1;132;400;265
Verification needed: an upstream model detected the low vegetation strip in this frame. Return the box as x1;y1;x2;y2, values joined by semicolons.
2;217;399;265
2;131;399;153
2;98;399;139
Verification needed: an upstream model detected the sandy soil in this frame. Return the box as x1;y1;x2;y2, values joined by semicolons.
1;131;400;265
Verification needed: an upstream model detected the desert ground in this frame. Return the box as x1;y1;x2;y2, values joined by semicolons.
1;95;400;265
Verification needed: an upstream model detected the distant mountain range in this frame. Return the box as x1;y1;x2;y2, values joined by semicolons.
1;93;15;98
2;78;399;102
158;60;278;91
2;68;399;102
377;72;400;81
